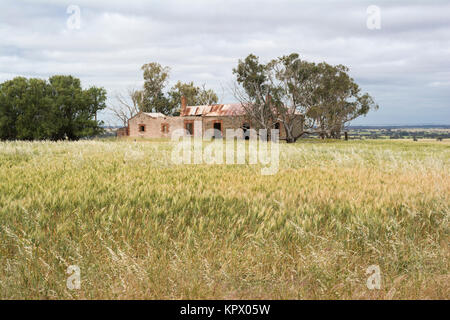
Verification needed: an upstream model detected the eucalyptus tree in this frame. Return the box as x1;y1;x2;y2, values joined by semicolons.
268;53;320;142
232;54;275;134
309;63;378;139
141;62;172;114
168;81;218;114
233;53;378;141
140;62;219;116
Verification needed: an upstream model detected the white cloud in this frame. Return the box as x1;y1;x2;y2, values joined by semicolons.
0;0;449;125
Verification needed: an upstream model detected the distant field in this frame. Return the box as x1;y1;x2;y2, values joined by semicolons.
0;139;448;299
346;127;450;140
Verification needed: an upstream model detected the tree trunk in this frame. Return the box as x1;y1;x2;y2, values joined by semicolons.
286;137;296;143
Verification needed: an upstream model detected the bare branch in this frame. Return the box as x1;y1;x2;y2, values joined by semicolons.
107;87;143;127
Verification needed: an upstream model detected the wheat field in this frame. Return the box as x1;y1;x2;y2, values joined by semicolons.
0;139;448;299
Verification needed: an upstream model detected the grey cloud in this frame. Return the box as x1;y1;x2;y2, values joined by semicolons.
0;0;449;125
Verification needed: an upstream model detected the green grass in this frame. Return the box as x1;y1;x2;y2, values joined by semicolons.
0;139;448;299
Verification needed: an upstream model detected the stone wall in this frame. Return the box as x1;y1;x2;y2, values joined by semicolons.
128;113;298;140
128;113;185;139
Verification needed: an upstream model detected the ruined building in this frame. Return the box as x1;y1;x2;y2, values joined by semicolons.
119;96;302;140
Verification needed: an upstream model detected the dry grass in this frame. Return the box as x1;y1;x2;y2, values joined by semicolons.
0;139;448;299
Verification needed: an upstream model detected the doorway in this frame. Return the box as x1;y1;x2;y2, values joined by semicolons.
213;122;222;139
242;123;250;140
185;122;194;135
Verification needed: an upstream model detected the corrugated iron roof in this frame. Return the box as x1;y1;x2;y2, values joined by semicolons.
181;103;303;117
182;104;246;117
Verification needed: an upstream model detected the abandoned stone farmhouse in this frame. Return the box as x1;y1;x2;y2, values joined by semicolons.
118;96;302;140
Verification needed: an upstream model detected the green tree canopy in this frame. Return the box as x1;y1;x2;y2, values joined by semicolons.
168;81;218;112
0;75;106;141
233;53;378;141
141;62;171;114
139;62;218;115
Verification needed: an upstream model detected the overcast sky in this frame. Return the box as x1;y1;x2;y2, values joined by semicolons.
1;0;449;125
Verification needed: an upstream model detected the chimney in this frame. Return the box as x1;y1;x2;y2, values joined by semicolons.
181;96;187;116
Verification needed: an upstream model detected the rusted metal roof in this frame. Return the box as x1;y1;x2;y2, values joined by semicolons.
181;104;246;117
